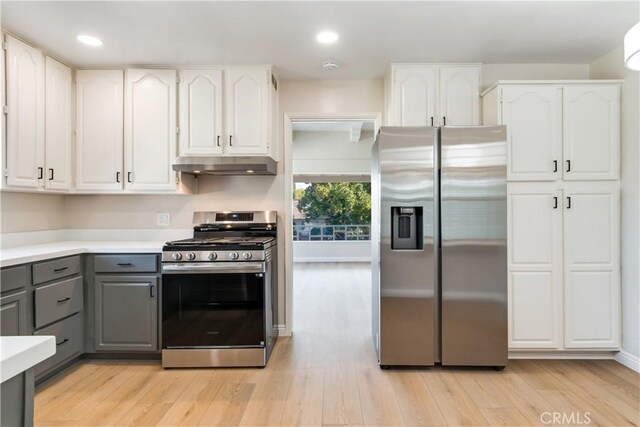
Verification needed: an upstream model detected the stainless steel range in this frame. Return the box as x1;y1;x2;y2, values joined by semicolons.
161;211;278;368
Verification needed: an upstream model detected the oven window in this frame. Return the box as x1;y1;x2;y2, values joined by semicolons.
162;273;265;348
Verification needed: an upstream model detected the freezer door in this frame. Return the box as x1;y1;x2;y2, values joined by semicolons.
377;126;436;366
440;126;508;366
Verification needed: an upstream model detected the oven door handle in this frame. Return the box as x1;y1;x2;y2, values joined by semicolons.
162;262;265;274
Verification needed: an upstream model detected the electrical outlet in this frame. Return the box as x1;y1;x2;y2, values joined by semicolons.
156;213;171;226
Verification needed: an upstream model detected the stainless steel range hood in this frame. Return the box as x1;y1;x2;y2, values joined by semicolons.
172;156;278;176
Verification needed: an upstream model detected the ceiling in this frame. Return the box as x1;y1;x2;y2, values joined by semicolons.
1;1;637;79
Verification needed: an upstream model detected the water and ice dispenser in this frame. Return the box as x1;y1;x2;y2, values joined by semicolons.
391;207;423;250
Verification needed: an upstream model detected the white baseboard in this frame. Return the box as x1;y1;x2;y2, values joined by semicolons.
508;351;617;360
293;257;371;263
614;350;640;372
276;325;290;336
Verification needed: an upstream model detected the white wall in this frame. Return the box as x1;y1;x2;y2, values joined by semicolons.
0;192;65;232
481;63;589;90
590;46;640;364
293;241;371;262
293;130;374;176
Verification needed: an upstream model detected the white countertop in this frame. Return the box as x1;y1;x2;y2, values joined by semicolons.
1;336;56;382
1;241;164;267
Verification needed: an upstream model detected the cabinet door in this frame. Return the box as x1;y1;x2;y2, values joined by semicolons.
75;70;124;191
507;184;563;349
439;66;480;126
125;69;177;191
563;85;620;181
179;69;223;155
564;183;620;349
224;68;269;155
95;275;158;351
5;35;44;188
44;57;72;190
501;86;562;182
1;291;27;336
392;66;437;126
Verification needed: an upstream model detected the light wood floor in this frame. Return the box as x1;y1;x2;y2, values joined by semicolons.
35;263;639;426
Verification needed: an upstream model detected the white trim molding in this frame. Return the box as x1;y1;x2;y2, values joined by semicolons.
276;325;290;337
614;350;640;373
509;351;617;360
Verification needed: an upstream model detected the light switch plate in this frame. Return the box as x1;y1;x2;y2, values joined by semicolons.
157;213;171;226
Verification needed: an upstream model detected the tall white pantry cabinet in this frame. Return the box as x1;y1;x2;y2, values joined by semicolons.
482;81;622;353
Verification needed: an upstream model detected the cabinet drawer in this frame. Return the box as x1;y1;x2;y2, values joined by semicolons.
34;276;83;328
94;255;157;273
34;313;83;376
1;265;29;293
32;256;81;285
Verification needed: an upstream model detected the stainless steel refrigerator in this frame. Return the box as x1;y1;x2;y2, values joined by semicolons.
371;125;508;368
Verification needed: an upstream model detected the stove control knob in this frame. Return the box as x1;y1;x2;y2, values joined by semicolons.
242;252;252;260
186;252;196;261
172;252;183;261
208;252;217;261
229;252;239;260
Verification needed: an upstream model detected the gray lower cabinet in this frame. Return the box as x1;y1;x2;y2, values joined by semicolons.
0;291;28;335
95;275;158;352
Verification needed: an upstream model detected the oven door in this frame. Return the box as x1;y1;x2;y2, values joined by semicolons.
161;262;266;348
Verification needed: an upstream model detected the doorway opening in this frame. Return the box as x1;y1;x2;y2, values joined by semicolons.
283;116;380;364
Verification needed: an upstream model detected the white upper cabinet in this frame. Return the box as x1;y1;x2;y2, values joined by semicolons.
438;66;480;126
224;68;269;155
508;184;562;349
501;86;562;181
125;69;177;191
44;56;72;190
392;66;437;126
75;70;124;191
1;36;5;190
482;81;620;183
562;85;620;181
385;64;480;127
5;35;45;188
563;182;620;349
179;69;223;156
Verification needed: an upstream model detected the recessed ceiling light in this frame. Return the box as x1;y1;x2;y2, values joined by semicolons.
246;170;255;174
316;31;339;44
77;34;103;47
